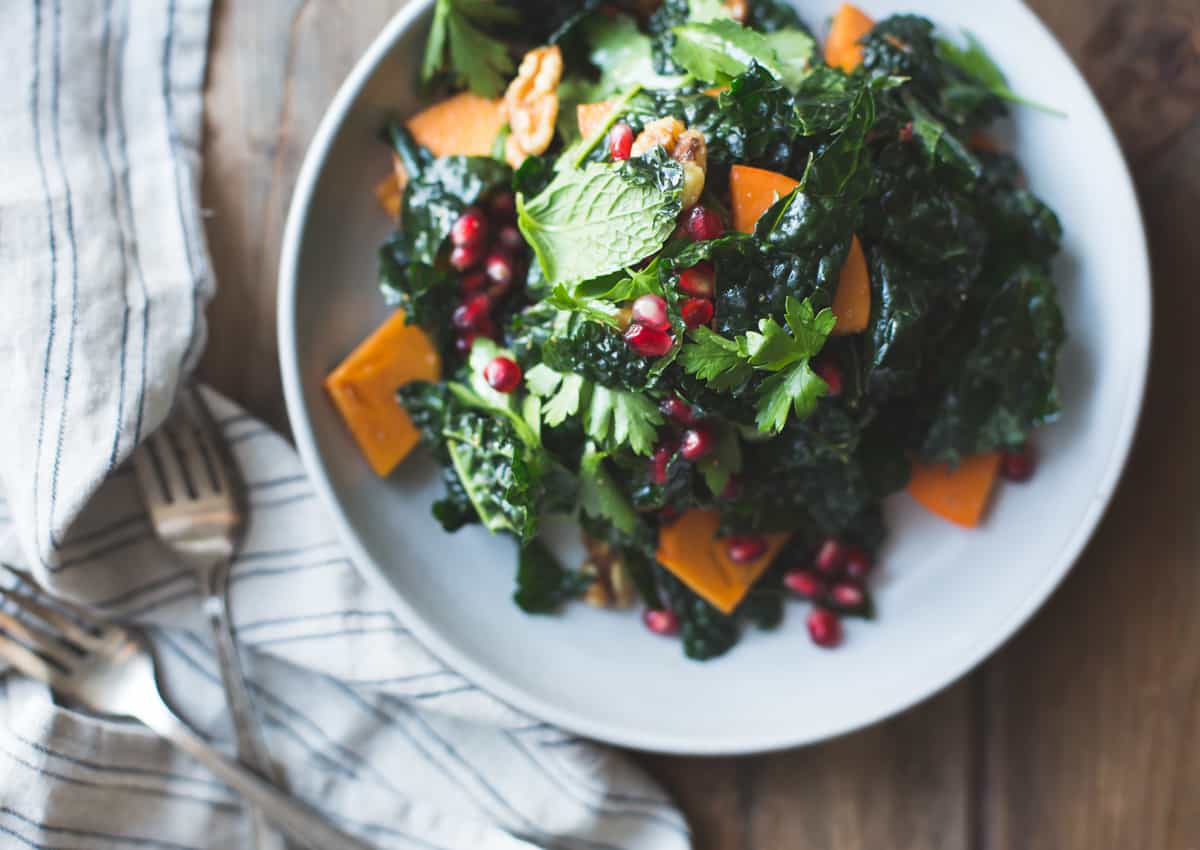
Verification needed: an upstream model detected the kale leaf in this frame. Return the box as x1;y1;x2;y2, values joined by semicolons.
514;539;592;614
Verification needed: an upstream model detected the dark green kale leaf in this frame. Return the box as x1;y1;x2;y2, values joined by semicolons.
379;234;457;353
542;314;659;392
660;570;740;661
919;267;1065;462
513;539;593;614
743;0;807;33
398;382;481;531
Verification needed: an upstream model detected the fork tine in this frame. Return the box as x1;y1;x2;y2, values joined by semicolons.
0;580;118;654
0;604;80;670
136;429;191;505
181;388;234;496
0;618;63;683
172;419;222;498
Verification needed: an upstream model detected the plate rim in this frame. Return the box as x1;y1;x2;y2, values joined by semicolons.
276;0;1152;754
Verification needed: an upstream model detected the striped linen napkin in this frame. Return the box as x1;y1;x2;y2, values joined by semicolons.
0;2;690;848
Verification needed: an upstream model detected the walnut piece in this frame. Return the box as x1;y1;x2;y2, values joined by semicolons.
724;0;748;23
630;116;686;158
672;129;709;209
503;45;563;167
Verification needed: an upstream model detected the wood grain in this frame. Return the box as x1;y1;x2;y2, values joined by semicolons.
198;1;1200;847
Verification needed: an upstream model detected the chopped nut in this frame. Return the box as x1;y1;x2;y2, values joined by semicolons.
672;129;708;209
584;581;611;608
503;45;563;167
631;117;685;157
724;0;748;23
608;559;636;609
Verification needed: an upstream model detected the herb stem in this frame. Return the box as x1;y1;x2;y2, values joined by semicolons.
572;83;644;169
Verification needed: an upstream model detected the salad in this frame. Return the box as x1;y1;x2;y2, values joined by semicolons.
325;0;1066;659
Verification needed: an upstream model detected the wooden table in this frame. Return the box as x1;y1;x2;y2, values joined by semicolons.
200;2;1200;847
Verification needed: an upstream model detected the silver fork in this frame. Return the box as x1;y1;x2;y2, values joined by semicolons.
0;571;377;849
132;387;284;850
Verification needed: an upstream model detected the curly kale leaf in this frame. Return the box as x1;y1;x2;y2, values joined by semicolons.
513;539;593;614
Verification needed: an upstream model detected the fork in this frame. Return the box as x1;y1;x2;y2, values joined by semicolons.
132;387;285;850
0;570;377;850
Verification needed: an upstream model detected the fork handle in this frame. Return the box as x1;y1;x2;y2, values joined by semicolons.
134;691;378;850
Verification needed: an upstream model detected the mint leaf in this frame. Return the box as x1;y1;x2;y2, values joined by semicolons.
518;154;684;286
579;446;639;536
755;361;828;434
936;32;1065;117
671;20;814;89
422;0;518;98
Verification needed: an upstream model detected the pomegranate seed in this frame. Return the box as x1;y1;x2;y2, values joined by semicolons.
899;121;915;143
609;122;634;161
454;332;480;355
624;324;674;357
489;192;516;220
813;358;844;397
684;206;724;241
726;535;767;564
680;426;715;461
452;293;492;330
483;356;522;393
451;207;488;248
784;569;825;600
474;314;498;339
807;608;843;648
1001;443;1037;483
650;444;675;485
449;242;483;272
643;608;680;636
813;538;847;575
830;581;866;610
485;252;514;286
680;297;715;329
843;546;874;581
659;397;696;425
496;225;524;254
676;262;716;298
631;294;670;331
459;271;488;294
720;475;742;500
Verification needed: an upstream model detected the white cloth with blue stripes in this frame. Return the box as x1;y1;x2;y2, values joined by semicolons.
0;1;690;848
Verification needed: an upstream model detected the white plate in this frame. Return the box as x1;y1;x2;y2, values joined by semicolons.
278;0;1150;754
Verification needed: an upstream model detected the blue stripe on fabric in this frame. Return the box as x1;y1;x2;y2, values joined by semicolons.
29;0;60;563
157;633;361;781
234;541;341;563
98;0;130;475
13;734;228;794
161;0;202;374
46;0;82;550
227;427;269;446
0;823;65;850
59;512;146;549
1;807;203;850
109;0;149;447
90;569;190;610
243;624;409;649
247;475;306;491
234;609;397;634
249;493;316;511
216;413;253;429
46;530;153;573
503;732;688;837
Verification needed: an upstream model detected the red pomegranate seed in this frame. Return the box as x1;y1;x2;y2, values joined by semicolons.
680;426;715;461
843;546;874;581
485;252;514;286
624;324;674;358
609;122;634;161
452;293;492;330
650;444;675;485
659;397;696;425
631;294;670;331
483;356;522;393
813;358;844;397
496;225;524;254
813;538;847;575
489;192;516;220
899;121;915;143
676;262;716;298
643;608;680;636
680;297;715;329
459;271;488;294
726;535;767;564
451;207;488;248
454;332;480;355
784;569;825;600
449;242;483;272
807;608;843;648
684;206;724;241
474;313;498;339
1001;443;1037;483
830;581;866;610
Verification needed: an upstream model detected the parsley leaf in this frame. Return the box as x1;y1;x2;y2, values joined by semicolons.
579;445;640;536
671;19;814;89
587;14;689;94
697;424;743;496
422;0;518;98
679;327;753;390
586;386;664;456
755;361;828;433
